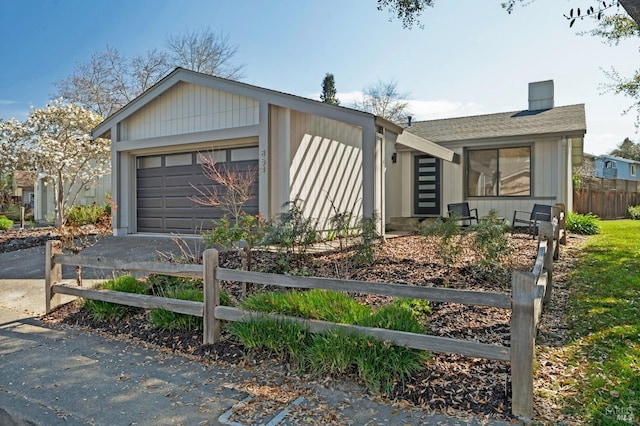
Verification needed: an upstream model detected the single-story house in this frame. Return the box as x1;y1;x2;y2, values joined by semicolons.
589;154;640;181
91;70;585;237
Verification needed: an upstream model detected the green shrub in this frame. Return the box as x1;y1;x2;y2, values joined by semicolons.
421;215;463;266
566;212;601;235
66;203;111;226
83;275;148;321
353;213;381;266
0;215;13;231
264;198;319;251
628;205;640;220
231;289;428;393
472;209;513;272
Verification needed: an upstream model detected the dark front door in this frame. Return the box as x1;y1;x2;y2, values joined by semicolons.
414;154;440;215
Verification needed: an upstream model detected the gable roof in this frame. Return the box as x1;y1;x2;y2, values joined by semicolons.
406;104;586;143
92;67;403;139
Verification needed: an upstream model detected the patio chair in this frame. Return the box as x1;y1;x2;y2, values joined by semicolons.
512;203;552;237
447;202;479;227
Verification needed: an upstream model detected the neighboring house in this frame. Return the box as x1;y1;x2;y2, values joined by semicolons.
591;154;640;181
91;71;585;236
33;173;111;222
91;67;452;236
399;80;586;224
12;171;35;207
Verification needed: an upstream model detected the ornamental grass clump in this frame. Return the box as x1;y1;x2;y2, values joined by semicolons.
566;212;600;235
230;289;429;393
147;274;232;331
83;275;148;321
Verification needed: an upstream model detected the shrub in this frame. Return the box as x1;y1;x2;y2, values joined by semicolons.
202;212;267;271
628;205;640;220
66;203;111;226
566;212;600;235
231;289;428;393
83;275;148;321
353;213;381;266
0;215;13;231
420;215;463;266
263;198;319;255
471;209;513;272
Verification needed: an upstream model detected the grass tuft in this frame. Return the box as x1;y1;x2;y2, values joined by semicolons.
83;275;148;321
231;289;429;393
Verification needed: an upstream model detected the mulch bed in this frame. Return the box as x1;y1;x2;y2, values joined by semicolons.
35;230;587;423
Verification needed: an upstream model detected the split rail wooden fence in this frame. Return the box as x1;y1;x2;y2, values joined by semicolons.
45;211;564;421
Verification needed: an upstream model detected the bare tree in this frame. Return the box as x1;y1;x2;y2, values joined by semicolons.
166;28;245;79
352;79;411;123
130;48;171;94
189;153;256;221
53;28;244;118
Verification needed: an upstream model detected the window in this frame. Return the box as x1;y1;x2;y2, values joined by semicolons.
605;161;617;169
165;153;193;167
632;164;637;176
467;147;531;197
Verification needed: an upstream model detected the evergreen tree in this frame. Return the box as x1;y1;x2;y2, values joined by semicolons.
610;137;640;161
320;73;340;106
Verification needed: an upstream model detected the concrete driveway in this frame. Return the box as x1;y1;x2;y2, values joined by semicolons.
0;235;205;315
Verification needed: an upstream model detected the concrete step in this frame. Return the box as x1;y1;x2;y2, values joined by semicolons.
386;217;420;232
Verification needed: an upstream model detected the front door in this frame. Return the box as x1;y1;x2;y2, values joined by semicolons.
414;155;440;215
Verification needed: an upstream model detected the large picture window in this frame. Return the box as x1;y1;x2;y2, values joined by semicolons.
467;147;531;197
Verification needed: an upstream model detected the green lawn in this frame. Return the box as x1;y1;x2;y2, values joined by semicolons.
562;220;640;424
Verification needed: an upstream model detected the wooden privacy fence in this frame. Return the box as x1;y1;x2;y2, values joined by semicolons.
45;220;560;421
574;177;639;219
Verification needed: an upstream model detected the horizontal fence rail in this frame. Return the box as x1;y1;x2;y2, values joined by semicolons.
45;214;562;421
216;268;513;309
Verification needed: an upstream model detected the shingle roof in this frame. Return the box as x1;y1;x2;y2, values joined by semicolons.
406;104;586;143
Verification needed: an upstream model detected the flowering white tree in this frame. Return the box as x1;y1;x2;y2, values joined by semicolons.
0;100;110;227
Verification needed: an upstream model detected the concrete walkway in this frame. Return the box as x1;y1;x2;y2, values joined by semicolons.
0;237;515;425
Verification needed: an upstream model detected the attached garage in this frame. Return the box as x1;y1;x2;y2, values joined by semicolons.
136;147;259;233
92;68;419;237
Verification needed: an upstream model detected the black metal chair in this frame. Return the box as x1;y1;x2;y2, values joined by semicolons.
447;202;479;227
512;204;552;237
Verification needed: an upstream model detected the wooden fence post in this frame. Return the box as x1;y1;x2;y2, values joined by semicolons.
45;240;62;314
538;222;555;306
511;270;536;421
203;248;220;345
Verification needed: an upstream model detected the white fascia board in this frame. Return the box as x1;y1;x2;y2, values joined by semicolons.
93;68;375;138
396;131;457;163
180;71;374;129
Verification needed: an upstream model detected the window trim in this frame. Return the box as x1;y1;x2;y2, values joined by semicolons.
466;145;532;198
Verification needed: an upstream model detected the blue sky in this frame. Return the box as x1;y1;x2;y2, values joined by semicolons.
0;0;638;155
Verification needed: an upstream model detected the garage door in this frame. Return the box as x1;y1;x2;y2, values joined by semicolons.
136;147;259;233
